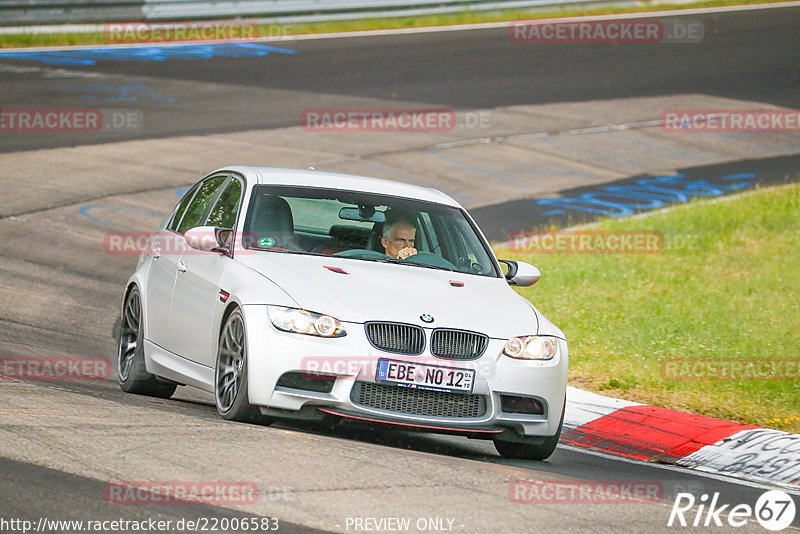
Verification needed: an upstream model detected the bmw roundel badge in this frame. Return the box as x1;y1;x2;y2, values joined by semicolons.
420;314;434;323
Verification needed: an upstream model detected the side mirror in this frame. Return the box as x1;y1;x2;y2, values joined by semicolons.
184;226;231;254
498;259;540;287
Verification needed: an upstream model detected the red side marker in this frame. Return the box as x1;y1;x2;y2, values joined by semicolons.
561;405;758;462
324;266;349;275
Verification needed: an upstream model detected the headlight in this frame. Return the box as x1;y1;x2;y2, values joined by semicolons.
267;306;346;338
503;335;558;360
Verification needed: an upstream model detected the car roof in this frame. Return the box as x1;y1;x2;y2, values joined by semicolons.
216;166;461;208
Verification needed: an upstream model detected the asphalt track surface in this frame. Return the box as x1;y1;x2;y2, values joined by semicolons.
0;7;798;152
1;5;799;533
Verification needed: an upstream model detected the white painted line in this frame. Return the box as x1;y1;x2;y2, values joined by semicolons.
0;24;99;35
560;443;800;494
678;428;800;487
433;118;665;150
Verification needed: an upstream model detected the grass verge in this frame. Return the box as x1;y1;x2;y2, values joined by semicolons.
494;184;800;433
0;0;796;48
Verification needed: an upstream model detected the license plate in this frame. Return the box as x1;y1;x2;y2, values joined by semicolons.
376;359;474;393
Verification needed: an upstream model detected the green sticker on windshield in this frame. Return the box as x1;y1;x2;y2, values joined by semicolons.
258;237;275;248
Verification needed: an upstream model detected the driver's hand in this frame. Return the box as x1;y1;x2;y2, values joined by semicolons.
396;247;418;260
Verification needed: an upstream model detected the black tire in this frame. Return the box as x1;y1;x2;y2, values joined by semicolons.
493;398;565;461
117;287;177;399
214;308;274;425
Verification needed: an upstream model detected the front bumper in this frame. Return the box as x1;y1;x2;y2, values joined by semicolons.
242;305;568;438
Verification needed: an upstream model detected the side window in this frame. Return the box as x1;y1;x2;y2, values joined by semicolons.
176;176;227;234
167;183;201;232
206;178;242;229
450;219;492;275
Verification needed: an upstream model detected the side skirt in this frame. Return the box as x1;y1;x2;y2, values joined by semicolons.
143;339;214;393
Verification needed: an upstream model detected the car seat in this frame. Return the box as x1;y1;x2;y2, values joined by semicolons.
247;194;300;250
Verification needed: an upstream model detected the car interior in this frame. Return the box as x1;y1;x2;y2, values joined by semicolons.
241;189;495;276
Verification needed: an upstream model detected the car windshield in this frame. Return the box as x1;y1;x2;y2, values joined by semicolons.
242;185;500;278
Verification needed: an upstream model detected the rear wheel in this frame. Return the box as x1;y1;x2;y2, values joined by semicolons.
493;398;565;461
215;308;273;425
117;287;177;398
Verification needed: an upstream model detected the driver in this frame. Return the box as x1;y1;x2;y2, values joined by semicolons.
381;219;418;260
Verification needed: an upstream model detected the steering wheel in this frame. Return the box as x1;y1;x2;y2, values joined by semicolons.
403;251;457;270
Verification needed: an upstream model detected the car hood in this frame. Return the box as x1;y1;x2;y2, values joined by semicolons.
237;252;548;339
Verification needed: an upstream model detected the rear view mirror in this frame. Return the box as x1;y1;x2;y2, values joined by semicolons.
339;207;386;223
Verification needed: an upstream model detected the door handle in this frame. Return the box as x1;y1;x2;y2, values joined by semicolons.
177;261;187;273
152;248;161;259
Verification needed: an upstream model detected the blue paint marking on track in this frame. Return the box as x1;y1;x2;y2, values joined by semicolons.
0;43;297;66
536;172;756;218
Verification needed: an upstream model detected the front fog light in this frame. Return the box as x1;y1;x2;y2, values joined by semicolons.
268;306;346;338
503;335;557;360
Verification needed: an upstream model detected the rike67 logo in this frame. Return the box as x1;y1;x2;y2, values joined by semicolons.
668;490;796;531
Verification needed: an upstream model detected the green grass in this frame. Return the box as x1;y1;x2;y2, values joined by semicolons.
494;184;800;432
1;0;795;48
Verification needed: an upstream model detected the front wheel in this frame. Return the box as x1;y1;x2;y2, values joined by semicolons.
493;398;565;461
215;309;273;425
117;287;177;399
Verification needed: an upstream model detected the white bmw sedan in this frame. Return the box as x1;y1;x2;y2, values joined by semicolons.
118;166;568;460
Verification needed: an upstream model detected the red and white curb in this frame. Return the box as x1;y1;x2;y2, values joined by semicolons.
563;387;800;490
